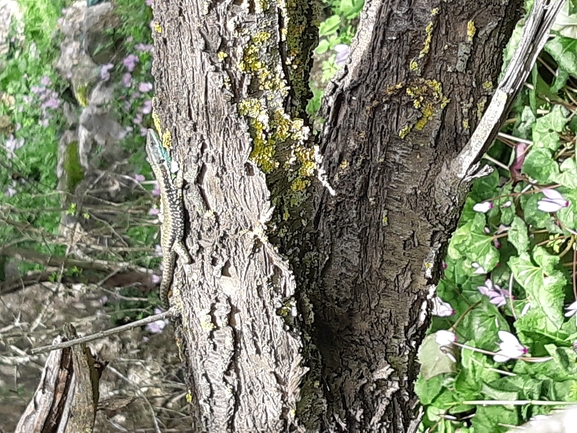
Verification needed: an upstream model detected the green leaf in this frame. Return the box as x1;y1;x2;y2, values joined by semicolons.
471;169;500;201
522;148;559;183
473;405;518;432
315;39;331;54
521;193;554;229
339;0;364;19
418;334;457;379
532;105;568;151
448;213;500;274
556;188;577;231
514;106;536;139
509;249;565;329
508;216;529;253
555;158;577;189
319;15;341;36
545;36;577;78
415;373;445;405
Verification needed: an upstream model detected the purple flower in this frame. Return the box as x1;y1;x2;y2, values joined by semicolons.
31;85;45;94
40;76;51;86
100;63;114;80
146;0;153;6
149;207;160;216
42;97;60;110
123;54;139;72
145;309;168;334
537;189;569;213
154;244;162;257
123;73;132;87
142;99;152;114
477;279;513;307
493;331;527;362
135;43;153;52
473;201;493;213
134;174;145;182
431;297;454;317
139;82;153;92
334;44;350;66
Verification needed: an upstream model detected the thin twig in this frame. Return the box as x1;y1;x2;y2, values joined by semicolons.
30;309;178;355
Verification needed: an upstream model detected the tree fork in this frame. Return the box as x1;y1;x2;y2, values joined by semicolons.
151;0;526;431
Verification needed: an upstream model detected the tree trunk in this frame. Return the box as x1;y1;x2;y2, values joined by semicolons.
151;0;522;431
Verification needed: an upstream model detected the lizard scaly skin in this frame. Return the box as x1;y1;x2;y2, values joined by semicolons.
146;129;191;309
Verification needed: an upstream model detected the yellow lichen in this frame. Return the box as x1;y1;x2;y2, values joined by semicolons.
152;112;161;135
399;125;412;138
482;81;493;91
467;20;476;42
386;82;404;94
410;59;420;74
419;22;434;58
291;177;309;191
404;79;450;133
462;119;469;129
431;8;439;15
153;22;162;33
162;130;171;149
217;51;228;61
477;98;487;118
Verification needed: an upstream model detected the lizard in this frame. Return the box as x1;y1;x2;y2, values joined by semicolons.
146;128;191;309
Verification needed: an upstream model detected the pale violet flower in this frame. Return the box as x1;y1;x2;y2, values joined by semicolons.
431;297;454;317
100;63;114;80
501;200;512;208
435;330;457;346
139;82;153;92
123;54;139;72
473;201;493;213
471;262;486;274
477;279;513;307
537;189;569;213
334;44;350;66
493;331;527;362
145;308;168;333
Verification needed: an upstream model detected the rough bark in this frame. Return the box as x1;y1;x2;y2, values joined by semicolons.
310;0;522;430
151;0;523;431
